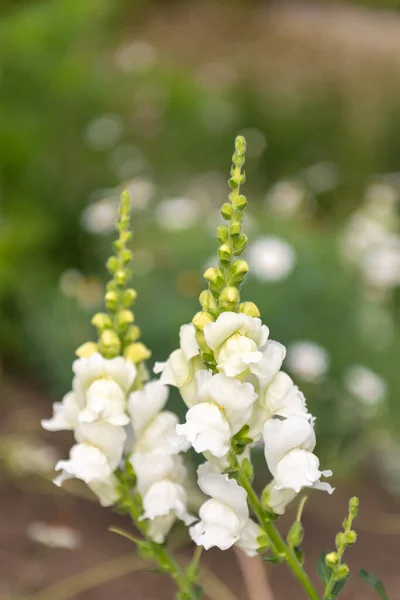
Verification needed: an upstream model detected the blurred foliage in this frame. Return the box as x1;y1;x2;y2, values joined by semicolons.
1;0;400;481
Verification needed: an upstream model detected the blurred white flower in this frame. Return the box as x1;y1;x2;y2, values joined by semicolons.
109;144;148;181
85;114;123;151
286;341;329;382
59;269;84;297
265;181;306;218
81;199;119;235
364;182;398;209
27;522;81;550
9;442;58;474
340;214;391;263
302;163;339;194
114;42;157;73
361;240;400;290
344;365;387;406
247;236;296;282
156;197;201;231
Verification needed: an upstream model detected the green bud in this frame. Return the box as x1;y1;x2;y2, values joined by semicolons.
122;288;137;307
75;341;98;358
115;269;128;287
199;290;218;314
203;267;224;285
232;151;245;168
124;342;151;363
221;203;233;220
91;312;113;330
218;243;232;265
117;309;135;329
217;225;229;244
105;290;119;312
229;221;241;238
345;530;357;546
235;135;246;155
106;256;118;274
236;194;248;210
335;532;345;549
325;552;339;569
228;176;240;190
99;329;121;358
230;260;249;285
120;249;132;263
124;325;141;344
287;521;304;549
336;564;350;580
219;286;240;310
233;233;248;255
349;496;359;517
238;301;261;318
192;311;214;331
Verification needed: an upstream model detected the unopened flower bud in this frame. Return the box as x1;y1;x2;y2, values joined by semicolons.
221;203;233;220
91;312;113;330
287;521;304;548
325;552;339;569
117;310;134;329
75;341;98;358
336;564;350;580
349;497;359;517
219;286;239;310
115;269;128;287
203;267;224;285
199;290;218;314
120;249;132;263
99;330;121;358
122;288;137;307
345;530;357;546
106;256;118;274
124;342;151;364
335;532;345;549
233;233;248;255
236;194;248;210
228;176;240;190
235;135;246;155
218;243;232;264
192;311;214;331
230;260;249;284
217;225;229;244
229;221;242;238
238;302;260;318
124;325;141;344
105;290;119;312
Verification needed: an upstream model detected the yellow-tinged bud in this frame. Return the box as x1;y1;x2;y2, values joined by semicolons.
217;225;229;244
218;243;232;264
99;330;121;358
199;290;218;313
122;288;137;307
229;221;241;238
335;532;345;549
192;311;214;331
75;341;98;358
238;302;260;318
124;325;141;344
336;564;350;580
115;269;128;287
203;267;223;284
120;248;132;263
219;286;239;310
117;309;135;328
105;290;119;312
106;256;118;273
235;135;246;155
287;521;304;549
233;233;248;255
349;496;359;517
325;552;339;569
91;312;113;330
345;530;357;546
230;260;249;285
221;202;233;220
124;342;151;363
236;194;248;210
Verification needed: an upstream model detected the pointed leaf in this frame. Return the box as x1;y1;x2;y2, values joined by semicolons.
317;550;331;585
359;569;389;600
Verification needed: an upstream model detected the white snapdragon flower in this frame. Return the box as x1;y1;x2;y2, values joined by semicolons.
78;379;130;426
73;352;136;395
190;464;262;556
204;312;285;380
248;371;308;440
176;373;257;458
129;380;180;454
130;452;195;542
41;389;84;432
155;324;206;407
263;415;333;497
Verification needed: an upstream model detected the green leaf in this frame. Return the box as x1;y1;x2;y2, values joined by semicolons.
331;576;350;598
359;569;389;600
262;553;284;564
317;550;331;585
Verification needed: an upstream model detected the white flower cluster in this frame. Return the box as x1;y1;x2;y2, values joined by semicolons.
42;353;194;543
158;312;333;553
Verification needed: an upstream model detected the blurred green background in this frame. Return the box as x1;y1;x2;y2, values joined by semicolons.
1;0;400;597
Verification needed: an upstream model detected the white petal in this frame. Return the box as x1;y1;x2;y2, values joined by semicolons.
190;498;242;550
80;379;129;426
176;403;231;457
236;519;263;557
88;474;119;506
41;391;82;431
263;415;316;474
274;449;323;493
128;380;169;436
180;324;200;361
73;353;136;393
143;480;194;525
197;464;249;524
198;374;258;434
147;513;176;543
75;421;126;470
55;443;112;484
268;484;298;515
134;411;179;454
204;312;246;351
249;341;286;383
131;452;186;496
261;371;307;418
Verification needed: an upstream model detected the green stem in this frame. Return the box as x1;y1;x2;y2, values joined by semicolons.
236;461;320;600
